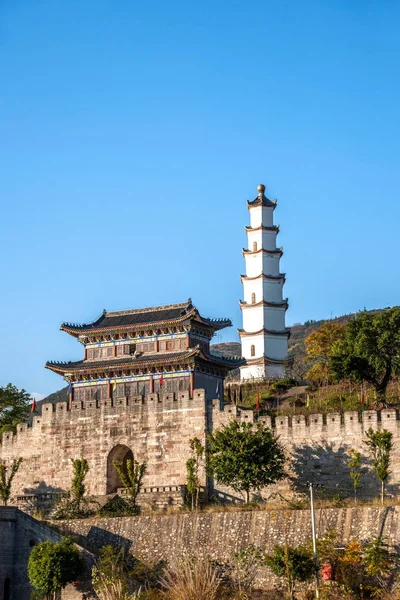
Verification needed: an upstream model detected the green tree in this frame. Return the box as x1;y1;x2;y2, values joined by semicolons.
348;449;362;506
28;536;84;600
330;308;400;402
265;544;313;599
305;322;345;385
0;383;31;437
364;428;393;505
113;458;146;510
0;458;23;505
207;421;286;504
70;458;89;511
186;437;204;510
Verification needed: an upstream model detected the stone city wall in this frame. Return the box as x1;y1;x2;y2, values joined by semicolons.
0;390;208;499
2;389;400;504
59;506;400;590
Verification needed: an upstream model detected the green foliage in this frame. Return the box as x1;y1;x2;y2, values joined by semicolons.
265;544;313;599
113;458;147;509
330;308;400;401
229;545;264;593
28;536;84;598
71;458;89;508
92;545;133;599
335;536;399;596
98;495;138;517
53;458;94;519
363;536;397;579
0;457;23;505
207;421;286;503
364;428;393;504
0;383;31;438
186;437;204;510
347;449;362;505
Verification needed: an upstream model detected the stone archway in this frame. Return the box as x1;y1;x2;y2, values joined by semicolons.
106;445;134;494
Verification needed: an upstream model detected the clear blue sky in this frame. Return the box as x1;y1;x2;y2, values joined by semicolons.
1;0;399;397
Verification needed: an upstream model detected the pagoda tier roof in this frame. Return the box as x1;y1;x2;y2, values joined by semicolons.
242;247;283;257
244;354;293;366
60;300;232;338
238;328;291;338
247;193;277;209
245;225;279;233
240;273;285;282
239;299;289;309
46;346;244;377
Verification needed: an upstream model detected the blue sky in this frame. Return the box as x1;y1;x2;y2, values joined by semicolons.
1;0;399;396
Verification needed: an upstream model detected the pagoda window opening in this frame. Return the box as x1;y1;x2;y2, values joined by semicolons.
251;293;256;304
251;345;256;357
253;241;258;252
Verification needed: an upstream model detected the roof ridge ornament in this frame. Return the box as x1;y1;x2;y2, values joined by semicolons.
257;183;266;197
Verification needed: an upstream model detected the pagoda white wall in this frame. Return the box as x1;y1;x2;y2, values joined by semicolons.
243;279;283;307
240;362;286;381
249;206;274;228
246;230;277;252
242;306;264;331
240;189;289;381
263;335;289;359
244;254;281;278
263;306;286;330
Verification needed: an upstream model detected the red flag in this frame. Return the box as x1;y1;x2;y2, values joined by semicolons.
255;393;261;412
159;373;164;387
361;385;365;405
31;398;37;413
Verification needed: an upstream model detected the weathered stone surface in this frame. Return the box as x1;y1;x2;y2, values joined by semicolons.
2;390;400;506
58;506;400;589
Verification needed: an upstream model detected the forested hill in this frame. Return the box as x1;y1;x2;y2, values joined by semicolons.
212;308;385;378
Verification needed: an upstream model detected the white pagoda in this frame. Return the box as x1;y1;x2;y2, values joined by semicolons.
239;184;291;380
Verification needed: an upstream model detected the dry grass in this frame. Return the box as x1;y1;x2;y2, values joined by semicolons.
159;554;222;600
93;576;141;600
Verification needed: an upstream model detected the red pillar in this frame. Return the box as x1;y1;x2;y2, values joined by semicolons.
149;376;154;394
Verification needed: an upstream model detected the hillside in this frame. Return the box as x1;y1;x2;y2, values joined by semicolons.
212;308;385;379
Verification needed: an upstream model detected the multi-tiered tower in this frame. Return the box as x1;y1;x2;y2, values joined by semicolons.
239;184;290;380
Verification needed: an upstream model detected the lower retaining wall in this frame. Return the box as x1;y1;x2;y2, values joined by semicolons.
58;506;400;588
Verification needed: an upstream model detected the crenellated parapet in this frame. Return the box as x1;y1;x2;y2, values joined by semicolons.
0;389;208;450
211;403;400;439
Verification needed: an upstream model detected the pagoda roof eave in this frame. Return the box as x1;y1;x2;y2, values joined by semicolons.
239;299;289;310
240;273;285;282
242;247;283;257
245;225;279;233
238;328;291;338
59;300;218;338
247;195;277;209
45;348;201;376
244;354;293;366
46;345;244;377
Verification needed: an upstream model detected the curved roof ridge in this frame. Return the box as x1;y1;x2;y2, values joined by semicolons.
106;299;192;317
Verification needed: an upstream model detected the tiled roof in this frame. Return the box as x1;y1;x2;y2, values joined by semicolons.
46;347;244;375
60;300;232;336
247;193;277;208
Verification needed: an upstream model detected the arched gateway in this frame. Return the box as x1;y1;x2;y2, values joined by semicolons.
106;445;134;494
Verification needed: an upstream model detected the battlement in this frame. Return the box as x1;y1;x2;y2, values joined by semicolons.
0;388;208;448
212;403;400;439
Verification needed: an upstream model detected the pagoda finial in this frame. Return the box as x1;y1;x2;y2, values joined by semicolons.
257;184;266;196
